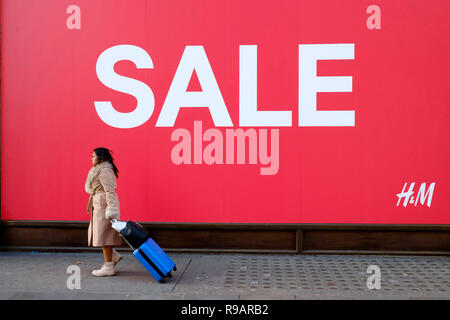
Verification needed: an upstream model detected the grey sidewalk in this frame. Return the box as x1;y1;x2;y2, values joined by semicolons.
0;251;449;300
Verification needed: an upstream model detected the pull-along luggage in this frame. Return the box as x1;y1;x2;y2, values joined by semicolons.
111;219;177;283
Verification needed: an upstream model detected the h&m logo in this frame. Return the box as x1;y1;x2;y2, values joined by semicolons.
396;182;435;208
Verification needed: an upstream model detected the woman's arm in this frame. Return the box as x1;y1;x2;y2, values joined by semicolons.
98;167;120;220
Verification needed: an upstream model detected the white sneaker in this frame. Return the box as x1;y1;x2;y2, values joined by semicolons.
92;262;116;277
112;249;122;266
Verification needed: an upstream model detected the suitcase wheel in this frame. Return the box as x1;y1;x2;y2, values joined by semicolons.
173;265;177;272
159;278;166;284
167;272;172;278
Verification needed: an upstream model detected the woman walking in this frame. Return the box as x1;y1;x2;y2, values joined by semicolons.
85;147;123;276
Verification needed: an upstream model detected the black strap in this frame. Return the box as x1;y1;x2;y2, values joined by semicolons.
138;248;165;279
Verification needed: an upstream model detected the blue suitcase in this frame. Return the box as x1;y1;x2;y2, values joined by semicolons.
111;219;177;283
133;238;176;283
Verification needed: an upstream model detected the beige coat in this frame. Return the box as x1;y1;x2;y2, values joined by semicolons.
84;161;122;247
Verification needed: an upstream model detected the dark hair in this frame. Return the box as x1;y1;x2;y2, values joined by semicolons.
94;147;119;178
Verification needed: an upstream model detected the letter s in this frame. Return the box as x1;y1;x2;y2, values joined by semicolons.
95;45;154;128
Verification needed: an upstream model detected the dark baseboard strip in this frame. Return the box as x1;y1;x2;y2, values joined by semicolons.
0;220;449;255
1;246;448;256
0;246;297;255
0;246;104;253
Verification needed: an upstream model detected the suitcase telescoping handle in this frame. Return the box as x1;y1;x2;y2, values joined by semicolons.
110;219;137;251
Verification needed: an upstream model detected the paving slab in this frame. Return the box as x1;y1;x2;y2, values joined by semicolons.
126;293;184;300
181;294;240;300
0;292;28;300
8;291;77;300
240;294;296;300
1;252;449;300
71;292;131;300
0;252;190;296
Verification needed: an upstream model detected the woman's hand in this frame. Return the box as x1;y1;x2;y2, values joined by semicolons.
105;208;120;220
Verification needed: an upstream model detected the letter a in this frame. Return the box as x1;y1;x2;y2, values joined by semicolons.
171;129;192;164
66;265;81;290
366;265;381;289
366;5;381;30
156;46;233;127
66;5;81;30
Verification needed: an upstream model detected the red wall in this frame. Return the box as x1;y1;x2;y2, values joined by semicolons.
1;0;449;223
